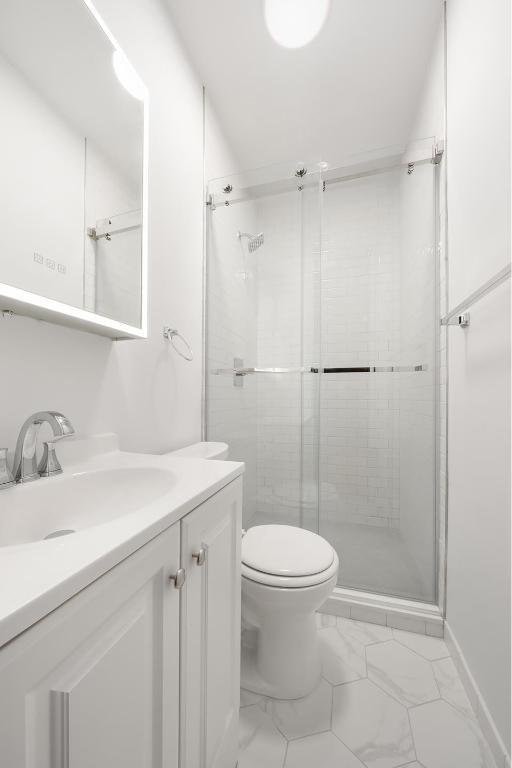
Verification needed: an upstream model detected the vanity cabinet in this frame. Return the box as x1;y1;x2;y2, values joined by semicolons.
0;477;242;768
180;481;241;768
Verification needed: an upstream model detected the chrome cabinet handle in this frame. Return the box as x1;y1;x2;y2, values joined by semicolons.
192;548;206;566
169;568;186;589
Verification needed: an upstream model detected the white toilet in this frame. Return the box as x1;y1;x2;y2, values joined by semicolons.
241;524;338;699
168;442;339;700
168;440;229;460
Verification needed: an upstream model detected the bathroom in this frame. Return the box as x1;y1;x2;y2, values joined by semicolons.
0;0;509;766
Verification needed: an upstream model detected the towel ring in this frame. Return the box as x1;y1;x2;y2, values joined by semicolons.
163;326;193;361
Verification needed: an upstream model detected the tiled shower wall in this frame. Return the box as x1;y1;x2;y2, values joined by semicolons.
319;171;402;529
254;171;406;531
254;186;320;530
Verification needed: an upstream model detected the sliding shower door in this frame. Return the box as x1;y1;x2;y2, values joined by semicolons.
318;161;438;602
206;154;439;604
205;167;322;533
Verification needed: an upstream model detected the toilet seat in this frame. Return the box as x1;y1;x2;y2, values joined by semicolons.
242;555;339;588
241;525;338;588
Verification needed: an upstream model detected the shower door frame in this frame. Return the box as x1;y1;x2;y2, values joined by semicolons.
203;147;447;633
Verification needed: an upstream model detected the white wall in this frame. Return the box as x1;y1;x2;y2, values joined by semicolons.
445;0;511;759
0;0;234;458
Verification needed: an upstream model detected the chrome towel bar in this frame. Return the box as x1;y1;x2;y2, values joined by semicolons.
211;364;427;376
441;263;511;328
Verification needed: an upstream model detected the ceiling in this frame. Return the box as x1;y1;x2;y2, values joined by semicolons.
166;0;443;174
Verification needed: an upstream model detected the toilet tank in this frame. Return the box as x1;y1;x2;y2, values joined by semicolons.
168;441;229;460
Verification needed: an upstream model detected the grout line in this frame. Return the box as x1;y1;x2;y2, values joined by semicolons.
330;725;371;765
286;727;333;743
405;705;419;763
407;696;443;712
281;739;289;768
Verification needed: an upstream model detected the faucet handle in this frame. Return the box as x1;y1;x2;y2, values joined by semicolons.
38;441;63;478
0;448;15;490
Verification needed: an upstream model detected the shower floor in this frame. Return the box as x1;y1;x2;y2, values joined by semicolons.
248;514;432;602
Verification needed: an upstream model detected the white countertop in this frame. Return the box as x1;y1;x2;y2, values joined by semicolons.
0;436;243;649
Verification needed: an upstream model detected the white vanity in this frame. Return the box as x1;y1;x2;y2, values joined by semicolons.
0;435;244;768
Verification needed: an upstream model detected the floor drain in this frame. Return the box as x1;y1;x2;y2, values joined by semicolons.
44;529;76;540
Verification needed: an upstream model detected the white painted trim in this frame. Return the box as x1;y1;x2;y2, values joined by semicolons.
321;586;444;637
445;621;510;768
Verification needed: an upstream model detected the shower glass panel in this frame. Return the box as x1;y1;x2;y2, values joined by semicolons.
206;153;438;604
319;162;437;602
206;167;321;532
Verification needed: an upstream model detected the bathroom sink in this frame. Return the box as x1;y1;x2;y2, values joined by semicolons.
0;466;176;547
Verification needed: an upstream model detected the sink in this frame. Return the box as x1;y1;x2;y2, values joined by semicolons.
0;466;176;547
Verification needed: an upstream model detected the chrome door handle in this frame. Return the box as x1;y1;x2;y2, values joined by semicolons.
192;548;206;566
169;568;186;588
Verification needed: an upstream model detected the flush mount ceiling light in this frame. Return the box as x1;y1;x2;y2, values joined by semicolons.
112;49;145;101
264;0;330;49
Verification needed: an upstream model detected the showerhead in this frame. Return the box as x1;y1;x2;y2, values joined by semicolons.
237;230;264;253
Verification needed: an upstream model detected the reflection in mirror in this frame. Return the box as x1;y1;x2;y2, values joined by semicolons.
0;0;145;329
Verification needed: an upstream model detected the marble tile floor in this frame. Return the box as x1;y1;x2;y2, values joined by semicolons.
238;612;497;768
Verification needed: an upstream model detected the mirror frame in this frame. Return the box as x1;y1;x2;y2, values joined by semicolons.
0;0;149;340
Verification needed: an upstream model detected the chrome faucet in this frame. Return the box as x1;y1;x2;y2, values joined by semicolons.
12;411;75;483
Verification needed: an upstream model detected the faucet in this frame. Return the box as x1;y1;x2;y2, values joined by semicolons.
12;411;75;484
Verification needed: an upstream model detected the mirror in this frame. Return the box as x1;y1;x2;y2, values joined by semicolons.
0;0;147;338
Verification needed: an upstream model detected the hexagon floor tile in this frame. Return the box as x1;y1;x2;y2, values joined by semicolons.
367;640;439;707
392;628;450;661
337;616;393;646
332;678;415;768
261;678;333;740
284;731;365;768
237;614;497;768
410;699;497;768
320;626;366;684
431;657;475;719
238;704;287;768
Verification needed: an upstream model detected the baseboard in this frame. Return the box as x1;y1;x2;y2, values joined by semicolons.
445;621;510;768
321;586;444;637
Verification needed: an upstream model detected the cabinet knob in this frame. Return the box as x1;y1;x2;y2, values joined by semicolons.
169;568;186;589
192;548;206;566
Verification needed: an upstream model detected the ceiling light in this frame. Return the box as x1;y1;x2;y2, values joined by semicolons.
112;50;145;101
264;0;330;49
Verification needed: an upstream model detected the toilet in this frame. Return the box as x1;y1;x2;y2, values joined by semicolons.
168;440;229;460
241;525;338;699
168;442;339;700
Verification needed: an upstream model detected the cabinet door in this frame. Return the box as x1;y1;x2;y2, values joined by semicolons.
180;478;242;768
0;524;181;768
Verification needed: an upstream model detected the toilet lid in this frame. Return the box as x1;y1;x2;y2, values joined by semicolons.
242;525;334;577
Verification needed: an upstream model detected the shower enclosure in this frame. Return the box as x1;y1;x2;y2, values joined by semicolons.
205;144;442;606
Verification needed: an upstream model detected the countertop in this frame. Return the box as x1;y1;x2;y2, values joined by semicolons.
0;435;244;648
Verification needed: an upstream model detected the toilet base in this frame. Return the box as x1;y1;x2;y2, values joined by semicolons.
240;642;321;700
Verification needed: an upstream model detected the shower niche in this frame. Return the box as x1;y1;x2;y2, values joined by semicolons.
0;0;148;339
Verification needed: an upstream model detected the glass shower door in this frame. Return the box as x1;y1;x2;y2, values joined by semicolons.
318;161;438;602
206;167;322;533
